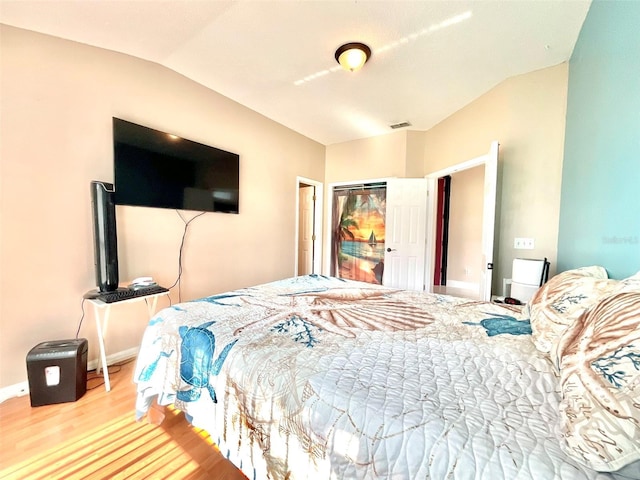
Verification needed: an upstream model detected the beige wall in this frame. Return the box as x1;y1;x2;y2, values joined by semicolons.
325;130;409;183
404;131;426;178
325;129;429;182
423;63;568;294
447;166;484;286
0;26;325;389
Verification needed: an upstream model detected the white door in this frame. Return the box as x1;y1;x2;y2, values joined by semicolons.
298;185;315;275
383;178;428;290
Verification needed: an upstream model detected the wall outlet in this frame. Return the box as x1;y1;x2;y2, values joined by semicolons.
514;237;535;249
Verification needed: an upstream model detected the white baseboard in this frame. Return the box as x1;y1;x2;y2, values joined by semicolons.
0;346;139;404
0;381;30;403
446;280;479;291
87;346;139;371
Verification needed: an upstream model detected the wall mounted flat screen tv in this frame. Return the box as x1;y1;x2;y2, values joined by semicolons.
113;118;239;213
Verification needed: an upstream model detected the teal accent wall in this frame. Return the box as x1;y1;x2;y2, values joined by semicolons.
557;0;640;279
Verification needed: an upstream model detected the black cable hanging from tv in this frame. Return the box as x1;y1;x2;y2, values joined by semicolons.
168;210;206;302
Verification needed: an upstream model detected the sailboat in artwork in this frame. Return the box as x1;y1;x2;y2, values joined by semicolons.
368;230;377;247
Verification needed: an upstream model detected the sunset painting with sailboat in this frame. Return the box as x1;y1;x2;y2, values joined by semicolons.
333;188;386;284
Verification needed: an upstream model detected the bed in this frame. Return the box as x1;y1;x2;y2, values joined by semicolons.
134;270;640;480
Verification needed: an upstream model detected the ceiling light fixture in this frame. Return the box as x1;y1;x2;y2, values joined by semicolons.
334;42;371;72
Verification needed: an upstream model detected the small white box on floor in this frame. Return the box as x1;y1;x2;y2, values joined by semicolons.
511;282;540;303
510;258;549;303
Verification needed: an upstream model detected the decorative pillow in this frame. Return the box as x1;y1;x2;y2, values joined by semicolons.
555;291;640;472
528;266;618;354
618;271;640;293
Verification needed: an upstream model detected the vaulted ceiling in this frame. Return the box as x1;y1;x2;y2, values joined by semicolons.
0;1;591;145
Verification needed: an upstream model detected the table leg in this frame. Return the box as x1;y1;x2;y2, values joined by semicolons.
146;296;159;319
94;303;111;392
89;291;167;393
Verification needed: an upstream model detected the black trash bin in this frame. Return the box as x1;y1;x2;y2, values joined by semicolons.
26;338;88;407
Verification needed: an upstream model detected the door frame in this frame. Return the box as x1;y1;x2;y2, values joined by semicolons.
295;176;323;276
424;141;499;300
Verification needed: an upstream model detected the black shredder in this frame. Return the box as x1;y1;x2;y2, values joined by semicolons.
26;338;88;407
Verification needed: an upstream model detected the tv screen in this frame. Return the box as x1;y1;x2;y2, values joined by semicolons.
113;118;239;213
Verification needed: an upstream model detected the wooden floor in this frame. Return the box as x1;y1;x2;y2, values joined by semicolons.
0;360;248;480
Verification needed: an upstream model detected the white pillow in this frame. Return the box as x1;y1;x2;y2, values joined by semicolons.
527;266;618;354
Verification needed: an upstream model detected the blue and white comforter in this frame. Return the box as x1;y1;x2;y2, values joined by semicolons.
134;275;616;479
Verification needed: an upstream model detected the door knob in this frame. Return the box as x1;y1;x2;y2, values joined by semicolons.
386;247;397;252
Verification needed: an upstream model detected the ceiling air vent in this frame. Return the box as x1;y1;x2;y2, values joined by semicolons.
389;121;412;129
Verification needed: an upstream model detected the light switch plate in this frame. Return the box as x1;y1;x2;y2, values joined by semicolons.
514;237;535;249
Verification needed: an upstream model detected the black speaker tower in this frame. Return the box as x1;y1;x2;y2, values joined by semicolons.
91;181;119;292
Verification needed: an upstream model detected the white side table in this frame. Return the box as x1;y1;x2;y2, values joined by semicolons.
87;290;169;391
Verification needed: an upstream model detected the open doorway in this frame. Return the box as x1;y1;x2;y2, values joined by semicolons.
433;175;451;287
432;167;485;299
296;177;323;276
425;141;499;301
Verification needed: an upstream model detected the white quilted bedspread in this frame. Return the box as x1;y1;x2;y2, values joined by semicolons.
135;275;617;480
